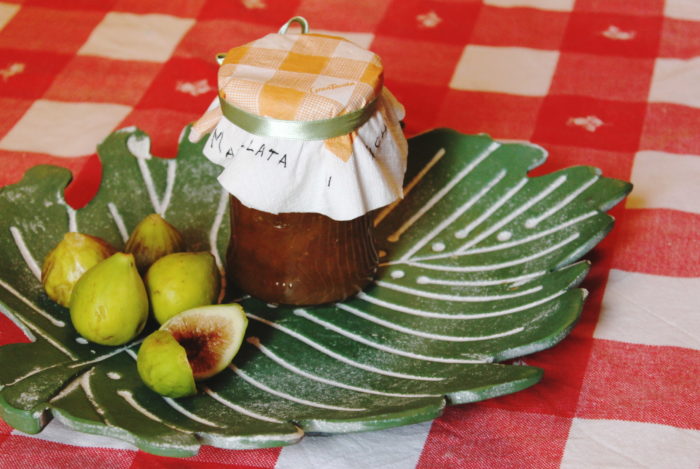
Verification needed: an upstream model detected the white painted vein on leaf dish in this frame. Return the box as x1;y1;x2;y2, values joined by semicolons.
248;337;438;398
411;233;580;272
117;389;193;434
415;210;595;262
0;278;65;327
136;157;162;215
126;134;152;160
294;309;490;364
56;191;77;233
387;141;500;243
416;271;546;287
374;147;446;227
231;365;367;412
454;177;528;240
164;397;223;428
81;368;111;424
463;211;596;256
6;363;62;387
107;203;129;243
335;303;524;342
68;341;142;369
9;226;41;281
525;176;599;228
398;168;507;261
246;313;444;381
457;174;568;252
49;374;82;403
375;280;543;302
357;289;568;320
0;298;76;359
202;385;285;424
24;319;76;358
159;159;177;217
497;230;512;241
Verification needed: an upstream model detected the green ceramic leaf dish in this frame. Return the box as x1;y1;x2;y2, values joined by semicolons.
0;127;631;457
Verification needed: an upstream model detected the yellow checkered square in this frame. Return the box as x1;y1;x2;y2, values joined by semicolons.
279;51;330;75
259;84;306;120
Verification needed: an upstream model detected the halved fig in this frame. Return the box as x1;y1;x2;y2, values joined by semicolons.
137;330;197;398
137;304;248;396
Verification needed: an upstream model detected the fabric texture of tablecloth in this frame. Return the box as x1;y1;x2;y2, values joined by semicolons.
0;0;698;468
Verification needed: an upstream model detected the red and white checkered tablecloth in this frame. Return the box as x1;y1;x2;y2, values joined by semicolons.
0;0;699;468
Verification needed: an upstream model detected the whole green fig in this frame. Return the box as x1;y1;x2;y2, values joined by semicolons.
125;213;185;273
145;252;220;324
42;232;115;307
69;252;148;346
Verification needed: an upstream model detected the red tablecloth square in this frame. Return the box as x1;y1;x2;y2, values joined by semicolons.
375;0;480;45
130;446;280;469
383;81;444;137
371;35;464;88
533;95;646;152
113;0;207;18
137;57;218;114
0;49;71;100
577;339;700;428
573;0;664;16
418;406;571;469
659;17;700;59
197;0;302;26
471;6;569;51
438;90;541;141
549;52;655;102
561;11;663;58
44;55;162;106
611;208;700;277
296;0;393;32
0;6;105;54
641;102;700;155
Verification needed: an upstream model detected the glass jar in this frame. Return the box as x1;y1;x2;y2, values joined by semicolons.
227;196;377;305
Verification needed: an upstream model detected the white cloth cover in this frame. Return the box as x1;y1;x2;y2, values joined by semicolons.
201;89;407;221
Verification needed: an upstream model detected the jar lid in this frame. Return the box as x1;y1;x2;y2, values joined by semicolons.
217;17;383;135
190;17;408;221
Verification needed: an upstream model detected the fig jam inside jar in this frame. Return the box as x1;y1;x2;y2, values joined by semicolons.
227;196;377;305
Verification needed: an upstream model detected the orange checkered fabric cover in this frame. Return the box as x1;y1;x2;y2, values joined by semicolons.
220;33;383;120
191;32;384;161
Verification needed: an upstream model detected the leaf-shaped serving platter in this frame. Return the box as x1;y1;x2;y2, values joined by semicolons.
0;127;631;457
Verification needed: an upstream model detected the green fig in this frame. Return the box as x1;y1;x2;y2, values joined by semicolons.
69;252;149;346
137;330;197;398
125;213;185;273
41;232;116;307
145;252;221;324
136;304;248;397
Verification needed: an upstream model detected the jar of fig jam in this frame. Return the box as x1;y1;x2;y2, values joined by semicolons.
190;17;407;305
